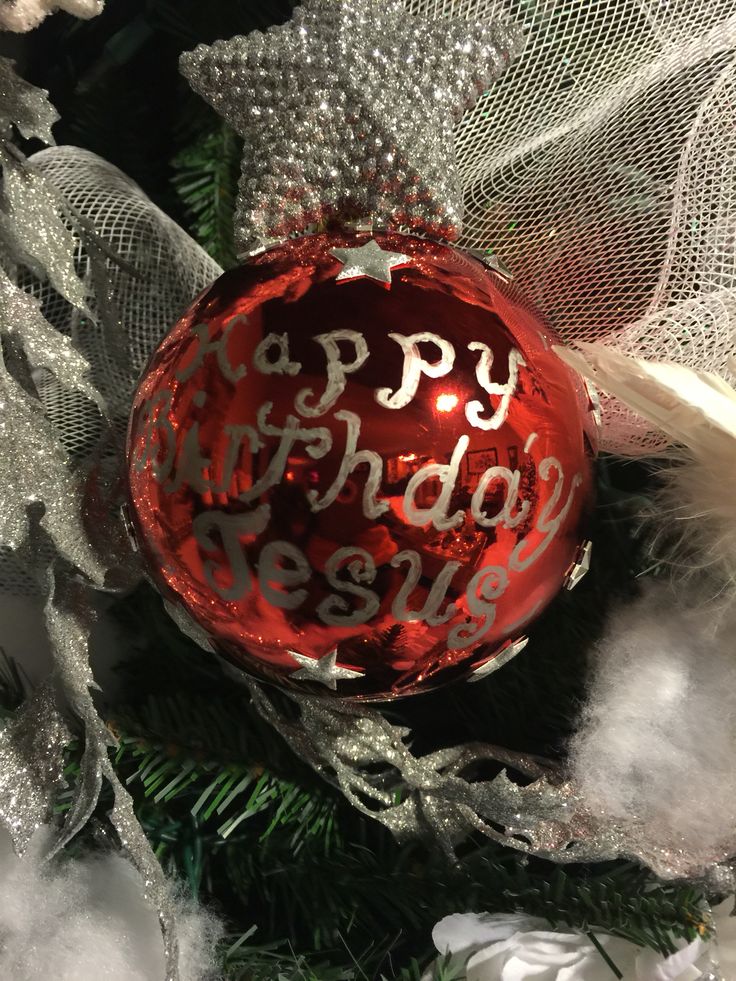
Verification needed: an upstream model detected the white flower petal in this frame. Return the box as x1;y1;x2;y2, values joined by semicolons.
463;928;641;981
432;913;547;957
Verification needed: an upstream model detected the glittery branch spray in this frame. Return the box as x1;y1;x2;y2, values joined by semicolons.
180;0;524;253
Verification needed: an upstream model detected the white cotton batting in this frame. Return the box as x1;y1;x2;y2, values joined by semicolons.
0;829;223;981
570;584;736;856
0;0;103;32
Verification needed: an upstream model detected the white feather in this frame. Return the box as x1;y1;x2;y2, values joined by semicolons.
555;343;736;450
556;342;736;587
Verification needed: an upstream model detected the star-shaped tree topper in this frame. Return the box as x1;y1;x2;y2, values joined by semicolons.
180;0;523;254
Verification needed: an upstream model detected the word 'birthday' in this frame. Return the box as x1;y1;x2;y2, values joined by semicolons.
178;319;525;431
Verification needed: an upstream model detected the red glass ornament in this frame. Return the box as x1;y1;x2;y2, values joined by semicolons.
126;231;597;700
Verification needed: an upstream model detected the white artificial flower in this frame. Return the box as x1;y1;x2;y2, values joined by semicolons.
431;912;707;981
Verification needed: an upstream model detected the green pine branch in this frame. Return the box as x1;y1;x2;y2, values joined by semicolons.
172;122;242;268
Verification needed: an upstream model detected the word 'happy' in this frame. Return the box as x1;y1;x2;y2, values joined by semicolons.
177;319;526;430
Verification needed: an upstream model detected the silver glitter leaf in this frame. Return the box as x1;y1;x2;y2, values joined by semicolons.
0;267;102;408
0;682;69;854
44;576;180;981
1;152;91;315
180;0;524;251
0;347;106;584
0;57;58;144
248;681;732;879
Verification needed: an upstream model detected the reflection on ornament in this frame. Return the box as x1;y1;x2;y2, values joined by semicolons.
436;392;461;413
127;230;596;700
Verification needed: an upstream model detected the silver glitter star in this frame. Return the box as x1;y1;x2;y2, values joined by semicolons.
468;636;528;682
331;238;410;287
289;649;364;689
180;0;524;252
564;540;593;591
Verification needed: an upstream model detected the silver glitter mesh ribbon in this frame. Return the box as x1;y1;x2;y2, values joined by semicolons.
180;0;524;252
0;62;181;981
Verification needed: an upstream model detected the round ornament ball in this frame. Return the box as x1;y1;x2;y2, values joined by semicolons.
126;231;597;700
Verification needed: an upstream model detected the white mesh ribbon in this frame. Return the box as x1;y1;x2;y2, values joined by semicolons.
0;147;222;601
24;146;222;434
411;0;736;455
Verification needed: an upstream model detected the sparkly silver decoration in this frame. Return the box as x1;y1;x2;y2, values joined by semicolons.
1;150;91;314
0;61;180;981
468;248;514;283
0;267;101;407
289;649;365;689
43;575;180;980
704;862;736;896
0;682;69;854
468;636;528;682
0;56;58;143
246;679;734;878
179;0;524;252
0;343;106;582
331;238;411;286
564;540;593;591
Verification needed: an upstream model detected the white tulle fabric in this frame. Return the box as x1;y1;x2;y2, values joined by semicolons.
24;146;221;439
410;0;736;455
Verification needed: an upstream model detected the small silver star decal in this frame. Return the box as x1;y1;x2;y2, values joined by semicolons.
330;239;411;288
288;648;364;690
564;540;593;591
584;379;603;429
468;249;514;283
468;636;528;683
